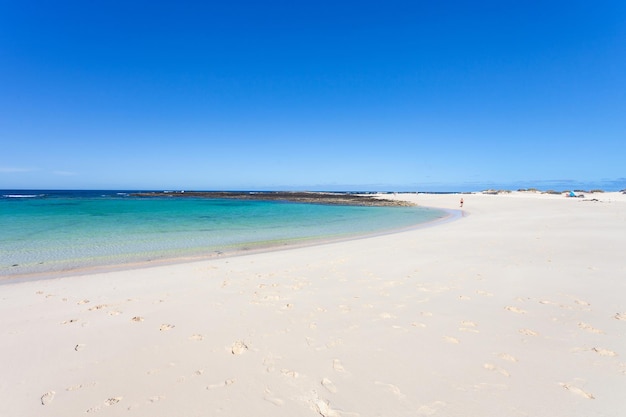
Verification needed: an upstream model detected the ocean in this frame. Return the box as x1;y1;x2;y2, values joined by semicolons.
0;190;447;277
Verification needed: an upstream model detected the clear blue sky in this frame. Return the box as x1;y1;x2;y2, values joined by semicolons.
1;1;625;191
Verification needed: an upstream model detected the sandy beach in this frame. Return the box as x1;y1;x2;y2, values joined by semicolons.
1;191;625;417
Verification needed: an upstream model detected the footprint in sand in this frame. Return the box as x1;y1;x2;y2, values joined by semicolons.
312;397;341;417
443;336;460;344
577;322;604;334
459;328;478;333
263;387;285;405
333;359;345;372
476;290;493;297
231;340;248;355
305;337;316;348
459;321;479;333
263;357;276;373
148;395;165;403
560;383;595;399
41;391;55;405
519;328;539;337
104;397;122;406
505;306;526;314
131;316;144;322
325;339;343;349
207;379;236;389
66;382;96;391
281;369;299;378
375;381;406;399
592;347;617;357
614;312;626;321
417;400;447;415
498;353;519;362
159;324;175;331
264;396;285;406
86;397;122;412
189;334;204;341
88;304;107;311
483;363;510;377
321;378;338;393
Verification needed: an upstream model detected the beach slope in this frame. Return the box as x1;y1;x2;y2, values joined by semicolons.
1;192;625;416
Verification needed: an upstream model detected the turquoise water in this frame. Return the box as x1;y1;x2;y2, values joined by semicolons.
0;190;447;277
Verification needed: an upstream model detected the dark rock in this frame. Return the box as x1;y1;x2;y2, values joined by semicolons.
130;191;414;207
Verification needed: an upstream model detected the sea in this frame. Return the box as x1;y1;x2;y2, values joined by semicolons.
0;190;448;278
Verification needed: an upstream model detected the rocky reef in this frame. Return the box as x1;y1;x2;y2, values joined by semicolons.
131;191;414;207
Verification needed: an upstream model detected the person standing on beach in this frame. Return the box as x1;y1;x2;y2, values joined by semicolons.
460;198;464;208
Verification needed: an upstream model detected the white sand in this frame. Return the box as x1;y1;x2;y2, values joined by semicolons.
1;191;625;416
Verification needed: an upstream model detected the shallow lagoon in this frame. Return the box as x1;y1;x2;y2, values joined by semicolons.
1;191;446;277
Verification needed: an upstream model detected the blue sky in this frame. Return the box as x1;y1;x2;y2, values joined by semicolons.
1;1;625;191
